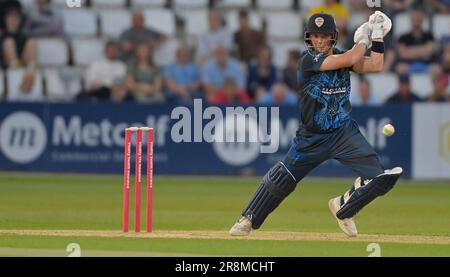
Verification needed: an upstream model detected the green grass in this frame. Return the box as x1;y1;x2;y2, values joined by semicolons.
0;173;449;256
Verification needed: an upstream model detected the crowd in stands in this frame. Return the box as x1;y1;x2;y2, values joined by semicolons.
0;0;450;106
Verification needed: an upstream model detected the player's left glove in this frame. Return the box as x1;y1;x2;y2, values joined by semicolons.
368;11;392;40
354;22;372;48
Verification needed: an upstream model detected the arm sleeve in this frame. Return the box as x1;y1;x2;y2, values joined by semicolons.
300;53;328;72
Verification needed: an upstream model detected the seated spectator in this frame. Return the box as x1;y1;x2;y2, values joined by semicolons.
1;8;37;69
202;45;246;102
197;10;233;65
247;46;277;99
442;43;450;74
0;0;22;31
84;40;126;96
164;46;201;103
211;78;251;105
350;78;381;107
282;50;301;92
126;43;164;103
234;10;266;63
426;73;449;102
386;74;422;103
308;0;349;38
258;83;297;106
397;7;436;73
427;0;450;13
119;10;166;62
110;77;135;103
25;0;64;38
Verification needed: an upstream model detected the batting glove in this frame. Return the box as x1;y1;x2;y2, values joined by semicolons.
354;22;372;48
368;11;392;40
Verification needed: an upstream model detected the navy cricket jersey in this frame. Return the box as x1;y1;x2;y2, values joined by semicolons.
297;48;352;134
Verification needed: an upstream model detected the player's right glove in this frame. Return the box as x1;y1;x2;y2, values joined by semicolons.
354;22;372;48
368;11;392;40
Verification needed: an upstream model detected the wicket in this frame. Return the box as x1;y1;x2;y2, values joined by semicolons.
122;127;154;233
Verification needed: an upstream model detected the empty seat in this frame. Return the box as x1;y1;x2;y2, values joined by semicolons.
173;0;208;9
225;11;263;33
153;39;179;67
257;0;292;11
433;15;450;42
44;68;82;102
366;73;399;103
91;0;126;8
62;9;97;37
218;0;252;9
269;40;305;68
36;39;69;67
72;39;105;67
143;9;176;36
266;12;302;40
6;69;45;102
411;73;433;98
52;0;87;7
131;0;166;8
178;10;209;37
99;9;132;38
394;12;430;39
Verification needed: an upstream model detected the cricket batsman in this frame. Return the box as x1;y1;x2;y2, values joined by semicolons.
230;11;403;237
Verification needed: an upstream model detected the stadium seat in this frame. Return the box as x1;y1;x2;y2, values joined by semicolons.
131;0;166;8
99;9;132;38
173;0;208;9
411;73;433;98
350;73;360;96
6;69;45;102
269;40;305;68
0;70;4;100
52;0;87;7
44;68;82;102
36;39;69;67
366;73;399;103
72;39;105;67
266;12;302;41
91;0;126;8
217;0;252;9
143;9;176;36
394;12;430;39
177;10;208;37
348;12;367;33
62;8;98;37
257;0;292;11
153;39;180;67
225;11;263;33
432;15;450;42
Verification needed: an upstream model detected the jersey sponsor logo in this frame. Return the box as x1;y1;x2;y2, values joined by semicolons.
321;87;347;95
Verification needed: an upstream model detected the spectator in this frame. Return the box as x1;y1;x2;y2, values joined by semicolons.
397;8;436;73
234;10;266;63
247;46;277;99
84;40;126;96
164;46;201;103
25;0;64;38
282;50;301;92
426;73;449;102
196;10;233;65
110;77;135;103
427;0;450;13
126;43;164;103
350;78;381;107
258;83;297;106
308;0;349;38
211;78;251;105
442;43;450;74
1;8;37;69
383;0;415;17
119;10;166;62
0;0;22;31
386;74;422;103
201;45;246;102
